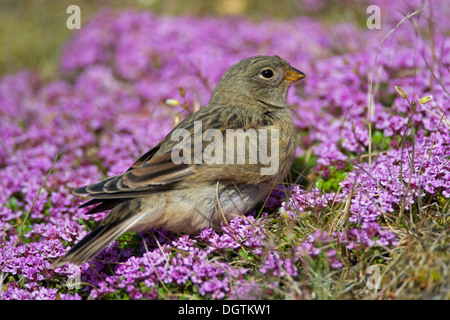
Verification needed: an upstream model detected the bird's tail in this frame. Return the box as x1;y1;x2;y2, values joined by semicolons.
52;214;143;268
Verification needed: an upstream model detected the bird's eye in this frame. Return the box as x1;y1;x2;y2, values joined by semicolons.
260;69;274;79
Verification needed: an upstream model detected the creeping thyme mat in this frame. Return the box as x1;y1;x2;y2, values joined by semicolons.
1;1;449;299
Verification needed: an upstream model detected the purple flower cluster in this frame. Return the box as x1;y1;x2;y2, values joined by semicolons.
76;217;266;299
1;0;449;299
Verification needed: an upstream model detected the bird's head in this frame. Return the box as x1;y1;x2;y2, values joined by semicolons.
210;55;305;108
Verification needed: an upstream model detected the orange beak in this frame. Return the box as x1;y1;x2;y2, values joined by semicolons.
284;66;306;82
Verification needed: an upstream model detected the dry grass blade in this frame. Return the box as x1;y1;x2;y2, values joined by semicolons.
14;150;59;247
367;8;423;168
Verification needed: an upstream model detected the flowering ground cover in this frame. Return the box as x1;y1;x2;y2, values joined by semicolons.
0;0;449;299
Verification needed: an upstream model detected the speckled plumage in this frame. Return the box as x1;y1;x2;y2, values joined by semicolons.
53;55;305;267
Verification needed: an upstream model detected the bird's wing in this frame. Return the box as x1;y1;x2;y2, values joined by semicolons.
74;115;281;202
74;150;194;199
126;143;161;171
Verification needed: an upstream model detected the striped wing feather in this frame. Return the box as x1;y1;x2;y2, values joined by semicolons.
74;151;193;199
74;148;193;215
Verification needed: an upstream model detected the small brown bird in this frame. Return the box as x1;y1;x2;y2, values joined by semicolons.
53;55;305;267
